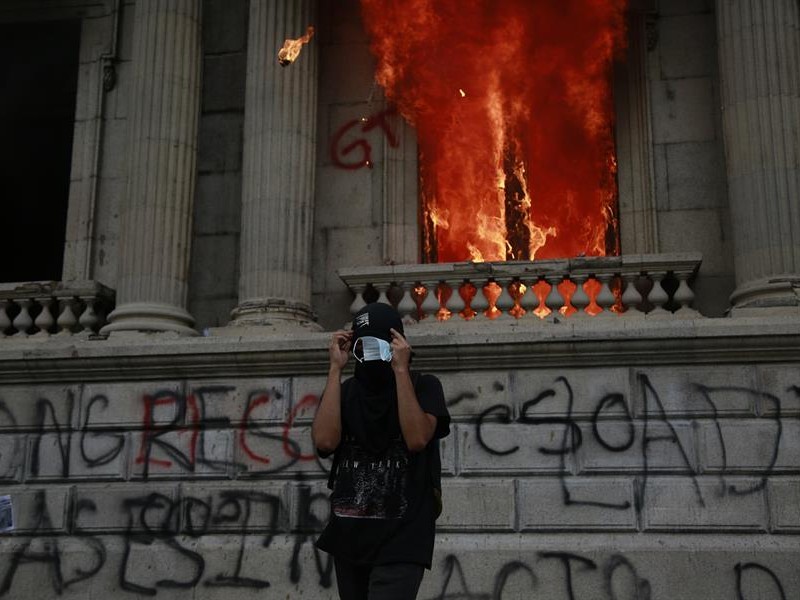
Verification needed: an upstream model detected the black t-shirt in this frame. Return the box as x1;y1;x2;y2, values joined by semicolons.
315;372;450;568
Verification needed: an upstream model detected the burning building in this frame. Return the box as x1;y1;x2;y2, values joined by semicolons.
0;0;798;598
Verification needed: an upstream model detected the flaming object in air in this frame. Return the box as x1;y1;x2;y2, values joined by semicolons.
278;25;315;66
360;0;628;262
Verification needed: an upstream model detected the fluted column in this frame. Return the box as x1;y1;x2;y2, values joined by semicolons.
716;0;800;312
230;0;320;330
102;0;202;335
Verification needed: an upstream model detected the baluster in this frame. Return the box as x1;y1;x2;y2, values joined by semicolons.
460;280;478;320
0;301;11;337
446;280;466;321
646;271;670;316
349;284;368;316
527;277;547;319
79;297;101;333
471;278;490;319
594;274;616;317
13;299;34;336
545;275;564;320
33;297;55;336
673;272;699;317
621;273;644;316
375;282;392;306
420;280;441;321
397;283;418;323
570;275;590;318
494;277;515;320
57;297;79;334
517;278;536;318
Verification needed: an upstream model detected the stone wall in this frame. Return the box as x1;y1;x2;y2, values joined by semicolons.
85;0;135;290
188;0;248;328
648;0;735;317
312;0;389;330
0;324;798;598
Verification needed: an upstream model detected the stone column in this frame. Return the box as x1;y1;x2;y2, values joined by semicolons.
102;0;202;335
230;0;320;330
716;0;800;312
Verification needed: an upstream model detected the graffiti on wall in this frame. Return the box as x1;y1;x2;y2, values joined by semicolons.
329;107;399;170
472;373;790;514
0;370;797;597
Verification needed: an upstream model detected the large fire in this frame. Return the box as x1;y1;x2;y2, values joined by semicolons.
360;0;628;262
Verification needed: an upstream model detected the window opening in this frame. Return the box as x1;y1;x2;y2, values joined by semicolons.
0;19;81;282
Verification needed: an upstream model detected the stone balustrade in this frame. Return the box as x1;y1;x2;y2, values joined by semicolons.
0;281;115;337
339;253;703;323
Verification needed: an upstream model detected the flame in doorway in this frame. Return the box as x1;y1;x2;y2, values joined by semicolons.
360;0;627;262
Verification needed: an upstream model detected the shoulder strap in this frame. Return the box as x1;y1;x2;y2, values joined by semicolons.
414;372;444;518
325;378;350;490
326;448;339;490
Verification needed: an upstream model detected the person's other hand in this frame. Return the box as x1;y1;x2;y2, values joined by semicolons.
329;330;352;371
390;328;411;373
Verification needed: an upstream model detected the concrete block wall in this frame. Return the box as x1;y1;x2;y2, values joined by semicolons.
649;0;735;316
187;0;248;329
0;362;798;598
312;0;392;331
88;0;137;289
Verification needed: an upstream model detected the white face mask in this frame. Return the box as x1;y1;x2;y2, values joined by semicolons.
353;336;393;363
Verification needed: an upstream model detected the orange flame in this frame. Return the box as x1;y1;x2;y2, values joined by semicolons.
360;0;627;262
278;25;315;66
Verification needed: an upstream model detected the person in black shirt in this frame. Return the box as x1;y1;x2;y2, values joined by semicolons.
313;303;450;600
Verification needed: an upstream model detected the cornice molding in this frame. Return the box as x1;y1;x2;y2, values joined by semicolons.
1;317;798;383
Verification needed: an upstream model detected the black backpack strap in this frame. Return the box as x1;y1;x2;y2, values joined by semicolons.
413;372;443;519
326;446;339;490
324;378;349;490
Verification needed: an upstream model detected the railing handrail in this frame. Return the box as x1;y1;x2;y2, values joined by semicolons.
0;280;116;337
338;253;705;321
0;280;114;300
339;253;702;286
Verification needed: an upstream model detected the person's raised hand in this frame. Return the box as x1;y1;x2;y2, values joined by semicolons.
329;330;352;371
389;328;411;373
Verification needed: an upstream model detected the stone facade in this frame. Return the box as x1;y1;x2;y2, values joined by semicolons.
1;323;799;598
0;0;799;598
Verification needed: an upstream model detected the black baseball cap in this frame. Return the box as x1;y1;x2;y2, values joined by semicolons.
352;303;404;343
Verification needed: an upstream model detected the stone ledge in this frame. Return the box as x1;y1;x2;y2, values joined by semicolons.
0;316;798;383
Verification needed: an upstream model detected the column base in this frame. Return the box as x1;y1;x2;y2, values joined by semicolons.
101;302;198;336
728;276;800;317
228;298;323;332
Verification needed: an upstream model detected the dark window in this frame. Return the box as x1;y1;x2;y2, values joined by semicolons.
0;19;81;282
